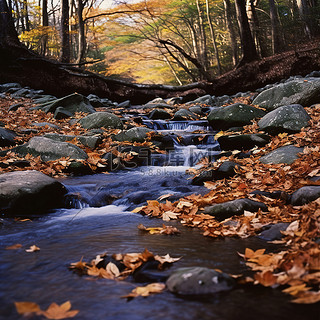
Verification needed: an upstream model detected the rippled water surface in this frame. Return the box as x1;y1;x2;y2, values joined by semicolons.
1;168;319;320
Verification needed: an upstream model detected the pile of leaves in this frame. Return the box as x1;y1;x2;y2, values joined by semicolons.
69;248;180;299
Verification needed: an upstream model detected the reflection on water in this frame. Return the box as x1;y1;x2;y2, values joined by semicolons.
0;207;318;320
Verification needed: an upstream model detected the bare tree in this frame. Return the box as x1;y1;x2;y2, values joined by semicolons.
60;0;70;62
269;0;285;54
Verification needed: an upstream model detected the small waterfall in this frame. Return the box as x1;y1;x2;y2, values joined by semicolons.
143;120;212;132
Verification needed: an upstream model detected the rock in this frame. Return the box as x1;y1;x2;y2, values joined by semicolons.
79;112;123;130
0;83;21;93
166;267;235;295
258;223;290;241
173;109;198;121
192;169;216;186
86;94;104;108
8;103;24;111
218;133;270;151
33;95;57;105
16;136;88;161
215;161;241;180
54;107;73;119
11;88;31;98
258;104;310;135
149;109;172;120
192;94;213;105
253;78;320;111
0;127;17;147
188;106;204;115
207;103;265;130
0;170;66;216
204;198;267;221
118;100;131;108
290;186;320;206
259;145;304;164
44;133;101;149
32;122;61;130
112;127;153;143
40;93;96;115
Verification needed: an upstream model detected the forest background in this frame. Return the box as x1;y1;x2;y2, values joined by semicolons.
5;0;320;86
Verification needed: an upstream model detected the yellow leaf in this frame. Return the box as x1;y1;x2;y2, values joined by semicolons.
162;211;179;221
291;291;320;304
15;301;41;315
6;243;22;250
122;283;166;299
132;206;146;213
25;245;40;252
41;301;79;319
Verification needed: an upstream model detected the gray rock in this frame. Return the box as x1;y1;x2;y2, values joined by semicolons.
258;104;310;134
207;103;265;130
11;88;31;98
112;127;153;143
290;186;320;206
149;109;171;120
0;170;66;216
16;136;88;161
32;122;61;130
188;106;204;115
54;107;73;119
166;267;235;295
173;109;198;121
87;94;104;108
0;127;17;147
215;161;241;180
79;112;123;130
118;100;131;108
204;198;267;221
0;83;21;93
8;103;24;111
192;94;213;105
218;133;270;151
40;93;96;115
260;145;304;164
33;95;57;104
44;133;101;149
253;78;320;111
259;223;290;241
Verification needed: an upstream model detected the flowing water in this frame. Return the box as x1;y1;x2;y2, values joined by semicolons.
0;121;318;319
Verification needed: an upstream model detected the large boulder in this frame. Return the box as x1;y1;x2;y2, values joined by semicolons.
79;112;123;129
173;109;198;121
149;109;172;120
0;127;17;147
0;170;66;216
218;133;270;151
290;186;320;206
44;133;102;149
258;104;310;135
207;103;265;130
166;267;235;295
253;78;320;111
39;93;96;115
259;145;304;164
112;127;153;143
16;136;88;161
204;198;267;221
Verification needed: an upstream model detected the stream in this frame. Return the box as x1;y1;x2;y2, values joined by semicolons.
0;120;318;320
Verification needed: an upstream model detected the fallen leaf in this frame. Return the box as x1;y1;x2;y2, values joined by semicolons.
15;301;41;315
154;254;181;265
122;283;166;299
291;291;320;304
25;245;40;252
162;211;179;221
254;271;277;287
41;301;79;319
6;243;22;250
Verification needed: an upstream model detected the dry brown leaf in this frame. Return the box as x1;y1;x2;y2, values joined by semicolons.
6;243;22;250
41;301;79;319
162;211;179;221
122;283;166;299
291;291;320;304
15;301;41;315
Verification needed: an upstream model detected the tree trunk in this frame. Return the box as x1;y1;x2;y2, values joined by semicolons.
206;0;222;75
235;0;259;67
41;0;49;56
23;0;30;31
76;0;86;64
223;0;238;66
246;0;268;57
269;0;285;54
296;0;318;38
59;0;70;63
0;0;20;45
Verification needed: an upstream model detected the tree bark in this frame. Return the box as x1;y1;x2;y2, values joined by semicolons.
269;0;285;54
235;0;259;67
0;0;20;45
59;0;70;63
206;0;222;75
41;0;49;56
76;0;86;64
223;0;238;66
